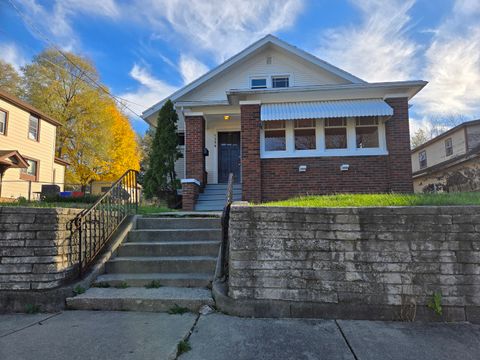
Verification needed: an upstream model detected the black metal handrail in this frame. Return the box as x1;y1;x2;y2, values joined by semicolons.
69;169;139;276
219;173;234;279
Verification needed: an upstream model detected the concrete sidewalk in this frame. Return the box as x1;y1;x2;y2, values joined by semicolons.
1;311;479;360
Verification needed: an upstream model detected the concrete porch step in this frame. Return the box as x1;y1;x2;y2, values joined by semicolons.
204;184;242;190
66;286;213;312
117;241;220;257
136;217;221;230
105;256;217;274
195;202;226;211
127;229;222;242
94;272;212;288
197;194;242;201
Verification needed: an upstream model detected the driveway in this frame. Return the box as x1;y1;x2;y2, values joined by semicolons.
0;311;479;360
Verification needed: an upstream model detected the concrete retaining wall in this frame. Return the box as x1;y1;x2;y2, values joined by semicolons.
227;204;480;321
0;207;82;291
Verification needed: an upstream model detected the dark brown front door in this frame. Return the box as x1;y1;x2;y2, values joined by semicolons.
218;132;241;183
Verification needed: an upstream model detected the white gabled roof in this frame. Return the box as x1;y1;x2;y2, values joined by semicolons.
261;99;393;121
142;34;366;119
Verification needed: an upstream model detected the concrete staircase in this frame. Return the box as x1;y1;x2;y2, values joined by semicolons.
195;183;242;211
67;216;221;312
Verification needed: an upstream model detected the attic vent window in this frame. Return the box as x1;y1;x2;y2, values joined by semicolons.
272;76;289;88
251;78;267;89
266;56;272;64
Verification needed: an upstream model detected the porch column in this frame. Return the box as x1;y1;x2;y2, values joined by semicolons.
240;101;262;203
385;97;413;192
183;113;206;210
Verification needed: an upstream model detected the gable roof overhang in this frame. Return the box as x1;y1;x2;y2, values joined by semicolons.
0;90;62;127
0;150;29;169
142;34;366;123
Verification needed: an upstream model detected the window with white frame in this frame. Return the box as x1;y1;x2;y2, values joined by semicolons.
445;138;453;156
28;115;39;141
251;78;267;89
419;150;427;169
294;119;316;150
325;118;347;149
264;121;286;151
272;76;289;88
0;110;6;135
356;117;379;148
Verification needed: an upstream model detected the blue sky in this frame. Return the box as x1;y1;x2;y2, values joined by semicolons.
1;0;480;135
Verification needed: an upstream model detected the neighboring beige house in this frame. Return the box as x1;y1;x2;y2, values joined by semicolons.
411;119;480;192
0;89;67;200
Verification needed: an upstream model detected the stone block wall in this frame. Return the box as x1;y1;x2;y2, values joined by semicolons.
228;205;480;321
0;207;81;291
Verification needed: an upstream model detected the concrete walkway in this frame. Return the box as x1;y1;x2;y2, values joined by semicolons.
1;311;479;360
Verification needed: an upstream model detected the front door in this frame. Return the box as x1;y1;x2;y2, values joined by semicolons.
218;132;241;183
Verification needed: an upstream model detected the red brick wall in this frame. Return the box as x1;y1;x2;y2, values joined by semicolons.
182;182;199;211
261;156;390;202
385;97;413;192
185;115;205;185
240;104;262;203
240;98;413;203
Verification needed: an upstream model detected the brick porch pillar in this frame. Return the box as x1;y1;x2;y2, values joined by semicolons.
240;102;262;203
183;114;206;210
385;97;413;193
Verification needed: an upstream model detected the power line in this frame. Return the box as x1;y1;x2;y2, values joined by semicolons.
6;0;145;118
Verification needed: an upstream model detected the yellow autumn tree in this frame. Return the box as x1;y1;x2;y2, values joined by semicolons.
101;106;141;181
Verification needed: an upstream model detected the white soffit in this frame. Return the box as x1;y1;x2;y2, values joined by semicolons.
261;99;393;121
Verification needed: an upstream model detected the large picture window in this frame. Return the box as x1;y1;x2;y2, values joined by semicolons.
325;118;347;149
264;121;286;151
294;119;316;150
356;117;379;148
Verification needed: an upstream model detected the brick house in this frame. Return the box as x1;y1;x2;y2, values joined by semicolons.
142;35;427;210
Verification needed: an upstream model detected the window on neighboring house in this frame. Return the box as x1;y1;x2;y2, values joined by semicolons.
356;117;379;148
20;159;38;181
272;76;289;88
419;150;427;169
294;119;316;150
177;132;185;146
325;118;347;149
28;115;39;141
445;138;453;156
264;120;286;151
0;110;6;135
251;78;267;89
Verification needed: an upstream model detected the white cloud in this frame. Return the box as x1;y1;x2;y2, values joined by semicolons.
13;0;120;49
128;0;304;62
414;0;480;116
0;42;27;70
316;0;418;82
118;64;178;118
179;55;209;84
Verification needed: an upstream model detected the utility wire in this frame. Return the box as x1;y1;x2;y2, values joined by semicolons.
6;0;145;118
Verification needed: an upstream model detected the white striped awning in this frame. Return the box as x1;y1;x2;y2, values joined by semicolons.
260;99;393;121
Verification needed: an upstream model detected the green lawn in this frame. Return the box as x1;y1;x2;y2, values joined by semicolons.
261;193;480;207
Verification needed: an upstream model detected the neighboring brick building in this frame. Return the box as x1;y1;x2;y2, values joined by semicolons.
142;35;427;210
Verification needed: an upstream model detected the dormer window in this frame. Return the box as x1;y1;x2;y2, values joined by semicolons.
251;78;267;89
272;76;289;88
